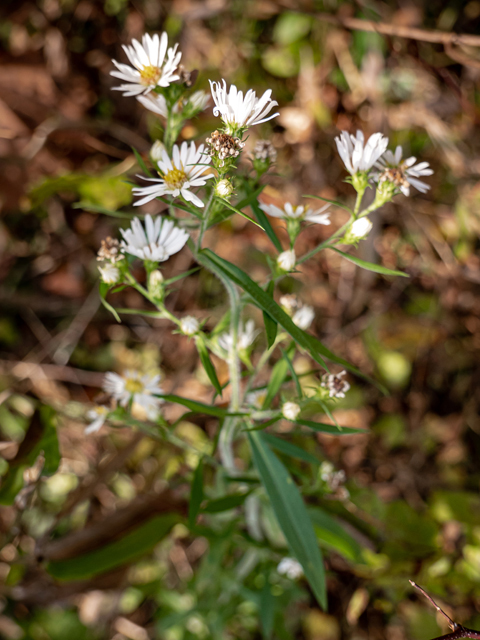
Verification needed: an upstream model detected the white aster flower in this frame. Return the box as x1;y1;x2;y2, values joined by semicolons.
349;217;373;241
111;32;181;97
180;316;200;336
292;305;315;330
98;263;120;284
103;370;164;419
282;401;301;421
120;214;189;262
335;130;388;175
133;141;214;208
209;79;279;134
373;145;433;196
245;388;268;409
277;249;296;272
277;557;303;580
218;319;259;353
85;406;109;435
259;202;331;226
138;93;169;118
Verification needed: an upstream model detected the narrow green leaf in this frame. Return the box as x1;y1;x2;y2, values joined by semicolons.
0;466;27;506
73;202;140;219
47;514;178;580
189;458;204;529
303;194;353;214
236;185;265;210
202;491;251;513
280;346;302;398
329;247;409;277
195;336;222;396
132;146;153;177
218;198;265;229
248;431;326;609
161;394;245;418
99;283;121;322
318;400;342;431
163;267;200;286
262;434;319;465
296;419;365;435
263;281;278;349
309;507;362;561
38;405;60;476
250;199;283;251
259;582;276;639
262;342;296;409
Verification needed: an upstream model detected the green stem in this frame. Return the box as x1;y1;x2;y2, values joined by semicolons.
196;189;215;252
353;189;364;217
125;273;179;326
297;217;353;265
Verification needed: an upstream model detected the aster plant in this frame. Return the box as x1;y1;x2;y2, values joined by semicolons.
87;29;435;623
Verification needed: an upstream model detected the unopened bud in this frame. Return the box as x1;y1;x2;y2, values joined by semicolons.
215;178;234;199
282;401;301;421
180;316;200;336
277;249;296;272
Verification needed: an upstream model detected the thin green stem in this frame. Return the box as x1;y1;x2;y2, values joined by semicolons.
297;217;353;265
353;190;364;216
125;273;179;326
196;189;215;252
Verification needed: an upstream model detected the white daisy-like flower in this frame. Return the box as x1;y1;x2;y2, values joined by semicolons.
209;79;279;133
85;406;109;435
373;145;433;196
349;217;373;241
138;93;169;118
103;370;164;419
245;388;268;409
110;32;181;97
98;263;120;284
120;215;189;262
180;316;200;336
218;319;259;353
259;202;331;226
292;305;315;331
335;130;388;175
282;401;301;421
277;249;296;272
133;141;214;208
277;557;303;580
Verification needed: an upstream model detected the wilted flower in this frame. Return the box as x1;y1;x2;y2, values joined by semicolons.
245;388;268;409
282;401;301;421
259;202;330;226
373;145;433;196
252;140;277;163
277;249;296;272
215;178;234;199
320;460;347;492
206;130;245;168
120;215;189;262
180;316;200;336
85;406;109;435
98;263;120;285
111;32;181;97
321;370;350;399
103;370;164;419
335;130;388;175
346;217;373;242
133;141;214;208
277;557;303;580
209;79;279;135
218;319;259;353
97;237;123;263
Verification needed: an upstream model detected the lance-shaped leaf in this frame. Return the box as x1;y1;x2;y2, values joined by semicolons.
248;431;327;609
329;247;409;277
250;198;283;252
188;458;204;529
263;281;278;349
296;418;365;435
263;342;296;409
262;433;319;465
199;249;373;381
195;335;222;396
161;394;245;419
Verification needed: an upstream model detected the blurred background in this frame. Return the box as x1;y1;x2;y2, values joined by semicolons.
1;0;480;639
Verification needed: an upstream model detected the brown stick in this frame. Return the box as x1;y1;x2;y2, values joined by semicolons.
410;580;480;640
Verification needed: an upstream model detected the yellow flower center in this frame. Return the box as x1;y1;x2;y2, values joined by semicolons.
140;65;162;86
164;166;187;190
125;378;144;394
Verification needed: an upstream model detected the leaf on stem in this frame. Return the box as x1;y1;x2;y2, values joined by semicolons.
296;418;366;435
263;342;296;409
248;431;327;609
263;281;278;349
303;193;353;214
188;457;204;529
250;199;283;251
131;146;153;178
329;247;409;277
161;394;245;419
195;336;223;396
262;433;319;465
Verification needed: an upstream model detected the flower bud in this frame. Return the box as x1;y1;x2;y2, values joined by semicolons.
215;178;234;199
277;249;296;272
344;217;372;243
180;316;200;336
282;401;301;421
150;140;166;163
148;269;165;301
